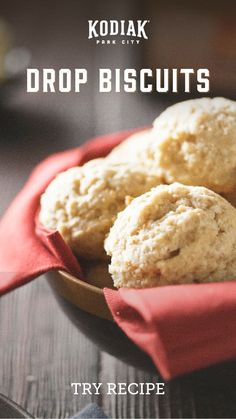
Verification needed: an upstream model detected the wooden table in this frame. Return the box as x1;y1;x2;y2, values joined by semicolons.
0;1;236;418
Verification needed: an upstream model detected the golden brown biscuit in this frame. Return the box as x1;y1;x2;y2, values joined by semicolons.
146;97;236;193
105;183;236;288
39;158;162;260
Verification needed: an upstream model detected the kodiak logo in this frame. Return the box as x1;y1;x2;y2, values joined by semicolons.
88;20;150;45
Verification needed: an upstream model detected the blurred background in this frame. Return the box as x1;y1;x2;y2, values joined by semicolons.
0;1;236;418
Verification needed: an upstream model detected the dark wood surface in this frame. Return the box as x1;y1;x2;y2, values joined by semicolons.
0;1;236;418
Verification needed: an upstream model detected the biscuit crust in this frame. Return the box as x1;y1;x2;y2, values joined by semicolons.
105;183;236;288
108;129;155;164
39;158;161;260
147;98;236;193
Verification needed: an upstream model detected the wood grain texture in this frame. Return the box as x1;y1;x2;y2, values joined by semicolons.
0;1;236;418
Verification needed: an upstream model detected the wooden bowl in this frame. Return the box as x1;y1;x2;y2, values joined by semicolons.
47;269;236;384
46;269;155;372
47;269;113;320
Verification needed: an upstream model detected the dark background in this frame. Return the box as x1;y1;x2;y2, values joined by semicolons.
0;1;236;418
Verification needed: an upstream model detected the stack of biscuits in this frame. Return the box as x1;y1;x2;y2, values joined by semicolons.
40;97;236;288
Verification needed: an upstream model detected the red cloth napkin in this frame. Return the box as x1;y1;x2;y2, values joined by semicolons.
1;129;236;380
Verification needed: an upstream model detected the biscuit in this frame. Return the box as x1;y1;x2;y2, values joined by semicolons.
105;183;236;288
39;158;161;260
145;97;236;193
108;129;155;164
